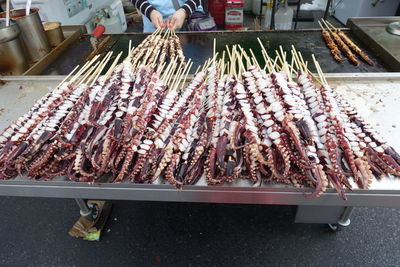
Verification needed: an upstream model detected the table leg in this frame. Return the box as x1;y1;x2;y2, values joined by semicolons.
294;0;302;30
295;205;354;226
338;206;353;227
75;198;99;221
271;0;277;30
324;0;332;20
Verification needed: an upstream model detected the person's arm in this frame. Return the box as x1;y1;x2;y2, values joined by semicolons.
131;0;164;28
180;0;202;18
169;0;202;30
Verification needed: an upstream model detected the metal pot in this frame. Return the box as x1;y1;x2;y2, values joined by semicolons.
0;8;51;63
0;20;29;75
43;22;64;48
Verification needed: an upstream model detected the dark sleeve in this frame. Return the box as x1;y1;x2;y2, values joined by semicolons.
181;0;202;16
131;0;156;19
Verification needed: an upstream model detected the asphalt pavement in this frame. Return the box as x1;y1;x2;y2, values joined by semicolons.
1;196;399;266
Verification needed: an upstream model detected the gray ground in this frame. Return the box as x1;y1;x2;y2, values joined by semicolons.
1;196;400;266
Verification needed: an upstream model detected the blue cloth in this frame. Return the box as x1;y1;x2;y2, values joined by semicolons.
142;0;186;33
142;0;203;32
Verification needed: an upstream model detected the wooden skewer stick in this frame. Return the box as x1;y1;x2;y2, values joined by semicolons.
279;47;292;81
238;46;251;68
232;46;240;79
314;59;326;85
201;59;209;72
225;45;234;76
249;48;260;69
321;19;334;35
152;28;161;36
160;59;172;82
69;55;100;85
274;50;285;70
77;64;96;85
297;51;306;67
271;56;279;72
225;45;233;62
85;59;103;86
177;61;193;91
318;20;326;31
279;46;286;61
5;0;10;27
312;54;327;85
164;62;178;88
170;67;184;91
166;59;181;86
319;63;328;85
261;50;270;71
70;56;99;84
162;57;177;83
292;48;322;84
235;50;246;73
170;63;184;91
194;65;201;75
291;45;303;73
102;52;123;82
220;60;226;79
213;38;217;63
261;50;272;72
162;28;169;39
221;51;226;77
306;68;323;85
324;19;338;31
55;64;80;88
290;50;300;73
176;58;192;88
79;61;101;85
203;54;216;71
257;37;273;69
90;52;113;87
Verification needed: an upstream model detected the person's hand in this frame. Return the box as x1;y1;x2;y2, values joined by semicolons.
169;8;187;30
149;10;164;29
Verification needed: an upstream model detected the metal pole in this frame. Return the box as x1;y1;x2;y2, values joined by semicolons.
324;0;332;20
294;0;302;30
259;0;263;27
75;198;97;221
271;0;277;30
338;206;354;227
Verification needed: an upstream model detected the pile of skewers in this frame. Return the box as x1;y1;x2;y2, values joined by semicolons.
319;19;374;66
0;30;399;200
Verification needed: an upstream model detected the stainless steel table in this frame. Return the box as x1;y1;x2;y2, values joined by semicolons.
0;73;399;228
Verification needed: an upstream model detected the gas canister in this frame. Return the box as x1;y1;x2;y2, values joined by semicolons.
225;0;244;30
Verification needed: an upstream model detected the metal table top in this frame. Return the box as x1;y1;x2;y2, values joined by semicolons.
40;30;390;76
0;73;399;207
348;17;400;71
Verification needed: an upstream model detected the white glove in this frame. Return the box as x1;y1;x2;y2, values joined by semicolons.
169;8;187;30
149;10;165;29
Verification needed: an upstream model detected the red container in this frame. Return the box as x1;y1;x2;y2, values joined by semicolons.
208;0;225;25
225;0;244;29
